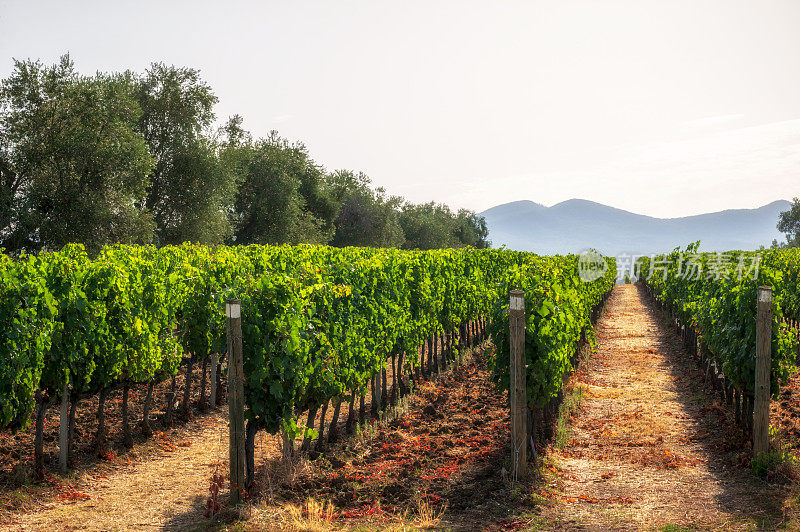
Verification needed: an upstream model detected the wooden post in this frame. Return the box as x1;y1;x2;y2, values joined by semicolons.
509;289;527;480
226;299;245;504
209;353;219;408
754;286;772;458
58;379;70;473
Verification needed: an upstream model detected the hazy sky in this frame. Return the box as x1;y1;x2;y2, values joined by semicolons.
1;0;798;218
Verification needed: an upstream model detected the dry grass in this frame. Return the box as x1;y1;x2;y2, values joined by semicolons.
409;496;447;529
284;498;336;531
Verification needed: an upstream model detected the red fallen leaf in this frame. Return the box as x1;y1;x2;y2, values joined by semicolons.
98;449;114;459
58;489;90;502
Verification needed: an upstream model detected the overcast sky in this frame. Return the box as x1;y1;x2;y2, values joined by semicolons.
1;0;798;218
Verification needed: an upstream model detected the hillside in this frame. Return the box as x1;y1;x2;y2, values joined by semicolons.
481;199;792;255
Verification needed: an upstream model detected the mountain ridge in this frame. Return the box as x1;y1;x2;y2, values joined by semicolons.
480;199;792;255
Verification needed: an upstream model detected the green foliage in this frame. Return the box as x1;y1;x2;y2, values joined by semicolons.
0;56;491;255
778;197;800;248
137;63;234;245
327;170;405;248
398;202;490;250
228;132;334;246
639;245;800;395
0;252;56;428
0;243;605;438
751;447;796;478
488;255;616;408
0;56;155;253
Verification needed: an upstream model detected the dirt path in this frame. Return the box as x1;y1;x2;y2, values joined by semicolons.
4;411;282;531
539;284;789;531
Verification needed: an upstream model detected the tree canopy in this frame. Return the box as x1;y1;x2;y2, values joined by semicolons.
0;55;490;254
777;198;800;248
0;56;154;253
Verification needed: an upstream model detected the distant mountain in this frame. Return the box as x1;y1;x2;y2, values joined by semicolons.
480;199;792;256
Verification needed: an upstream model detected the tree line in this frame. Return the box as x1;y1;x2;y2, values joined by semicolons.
0;55;489;255
776;198;800;248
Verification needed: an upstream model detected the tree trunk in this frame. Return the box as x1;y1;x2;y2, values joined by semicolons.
122;381;133;448
58;381;69;473
316;399;330;450
67;391;78;465
328;396;342;443
424;336;430;376
245;419;261;490
346;390;357;434
431;335;437;374
411;351;420;389
734;388;741;424
435;334;441;373
527;406;534;447
34;390;48;480
381;367;388;410
414;345;421;381
164;374;177;427
209;353;219;408
389;353;398;405
199;356;208;411
182;354;194;419
215;354;225;406
397;351;407;397
370;374;378;419
95;387;108;449
359;391;366;426
141;381;154;438
279;425;293;470
301;404;318;452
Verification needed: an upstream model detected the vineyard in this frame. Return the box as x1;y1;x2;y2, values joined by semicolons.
637;245;800;433
0;245;614;479
5;243;800;529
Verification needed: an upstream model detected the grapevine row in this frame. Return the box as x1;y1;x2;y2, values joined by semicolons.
637;245;800;423
0;243;616;477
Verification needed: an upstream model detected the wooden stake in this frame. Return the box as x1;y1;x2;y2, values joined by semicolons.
226;299;245;504
509;289;527;480
754;286;772;458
